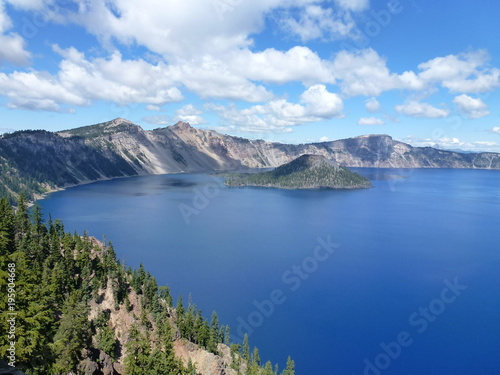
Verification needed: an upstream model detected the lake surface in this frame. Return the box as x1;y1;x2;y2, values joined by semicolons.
38;168;500;375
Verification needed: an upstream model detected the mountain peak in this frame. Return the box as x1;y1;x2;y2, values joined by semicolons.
111;117;135;125
282;154;339;172
170;121;192;130
58;118;142;139
352;134;393;140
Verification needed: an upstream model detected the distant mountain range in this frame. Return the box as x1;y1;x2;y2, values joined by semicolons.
1;117;499;202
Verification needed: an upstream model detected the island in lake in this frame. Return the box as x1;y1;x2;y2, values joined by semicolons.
224;154;372;189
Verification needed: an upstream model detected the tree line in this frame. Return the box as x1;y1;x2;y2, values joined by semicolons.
0;195;295;375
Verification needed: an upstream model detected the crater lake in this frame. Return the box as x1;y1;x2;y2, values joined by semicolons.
38;168;500;375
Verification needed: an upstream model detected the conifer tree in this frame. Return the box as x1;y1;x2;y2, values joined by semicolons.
124;325;150;375
243;333;251;362
281;356;295;375
52;292;91;374
209;311;220;353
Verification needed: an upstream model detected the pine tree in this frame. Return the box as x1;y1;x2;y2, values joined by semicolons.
0;197;14;254
208;311;220;353
243;333;250;362
224;325;231;345
52;293;91;374
252;347;261;366
124;325;150;375
263;361;276;375
281;356;295;375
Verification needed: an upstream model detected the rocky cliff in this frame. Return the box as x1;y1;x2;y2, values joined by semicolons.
56;118;500;171
1;117;499;202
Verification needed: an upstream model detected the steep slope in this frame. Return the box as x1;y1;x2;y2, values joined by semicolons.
1;118;500;203
0;127;138;203
225;154;371;189
0;198;283;375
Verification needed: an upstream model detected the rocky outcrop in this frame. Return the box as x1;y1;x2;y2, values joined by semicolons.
174;341;240;375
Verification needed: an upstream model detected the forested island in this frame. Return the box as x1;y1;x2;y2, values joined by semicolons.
224;155;371;190
0;195;294;375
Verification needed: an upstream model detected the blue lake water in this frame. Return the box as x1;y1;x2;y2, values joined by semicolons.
38;168;500;375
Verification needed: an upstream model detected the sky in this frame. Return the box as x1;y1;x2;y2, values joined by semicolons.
1;0;500;151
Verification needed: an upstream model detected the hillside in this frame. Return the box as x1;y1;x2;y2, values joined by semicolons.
1;117;500;203
224;154;371;189
0;196;294;375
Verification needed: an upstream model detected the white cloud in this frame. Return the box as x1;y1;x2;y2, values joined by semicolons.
334;0;369;12
0;47;184;111
279;4;357;42
299;84;343;118
142;115;171;126
358;117;384;125
332;49;425;96
0;1;12;32
173;104;205;125
319;136;329;142
404;136;500;152
231;46;335;85
491;127;500;134
395;101;449;118
59;0;304;60
418;50;500;93
5;0;48;10
143;104;206;126
365;97;380;112
0;1;31;65
453;94;490;119
208;84;343;133
168;56;273;102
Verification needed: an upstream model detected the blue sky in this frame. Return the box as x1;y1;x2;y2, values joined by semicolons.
1;0;500;151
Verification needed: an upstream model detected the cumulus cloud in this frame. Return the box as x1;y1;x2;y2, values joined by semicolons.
143;105;206;126
173;104;205;125
332;49;425;96
490;127;500;134
58;0;320;61
168;56;273;102
358;117;384;125
208;84;343;133
395;101;449;118
418;50;500;93
453;94;490;119
0;47;184;111
0;1;31;65
231;46;335;85
365;97;380;112
299;84;343;118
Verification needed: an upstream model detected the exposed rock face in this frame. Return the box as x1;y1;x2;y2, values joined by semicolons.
85;244;243;375
174;341;239;375
1;118;500;199
57;118;500;172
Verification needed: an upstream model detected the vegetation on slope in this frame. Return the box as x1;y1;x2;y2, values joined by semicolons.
0;195;295;375
58;119;140;140
0;130;138;204
225;154;371;189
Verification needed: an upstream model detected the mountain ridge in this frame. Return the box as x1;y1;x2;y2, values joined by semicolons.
1;117;499;203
